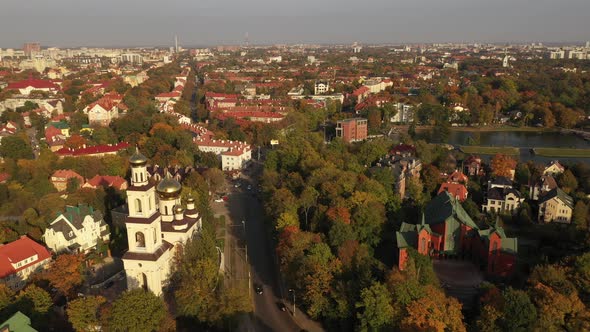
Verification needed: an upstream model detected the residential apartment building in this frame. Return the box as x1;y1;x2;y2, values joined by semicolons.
193;137;252;171
43;204;109;254
0;236;52;291
336;118;367;143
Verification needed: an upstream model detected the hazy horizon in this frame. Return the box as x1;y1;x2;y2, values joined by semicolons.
1;0;589;48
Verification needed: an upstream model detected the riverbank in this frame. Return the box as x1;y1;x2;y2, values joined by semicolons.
460;146;520;155
533;148;590;158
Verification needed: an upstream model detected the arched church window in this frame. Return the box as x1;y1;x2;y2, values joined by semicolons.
135;232;145;248
135;198;142;213
420;237;427;254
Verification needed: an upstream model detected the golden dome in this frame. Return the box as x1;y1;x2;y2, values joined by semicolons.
156;172;182;198
174;205;184;214
129;147;148;167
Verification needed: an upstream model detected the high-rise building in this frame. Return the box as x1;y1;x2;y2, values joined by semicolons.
175;35;179;53
23;43;41;57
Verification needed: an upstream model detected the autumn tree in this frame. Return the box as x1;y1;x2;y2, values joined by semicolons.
573;201;589;230
40;254;84;296
421;164;442;195
14;285;52;324
401;285;465;332
108;289;167;332
490;154;517;179
65;134;88;150
0;283;14;311
67;295;106;332
558;169;578;194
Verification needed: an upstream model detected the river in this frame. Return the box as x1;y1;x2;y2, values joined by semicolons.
446;130;590;164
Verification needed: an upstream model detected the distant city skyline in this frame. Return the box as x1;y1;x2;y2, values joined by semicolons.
1;0;589;48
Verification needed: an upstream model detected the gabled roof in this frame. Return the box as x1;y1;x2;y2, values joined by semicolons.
0;311;37;332
539;188;574;209
7;78;58;90
0;236;51;279
424;191;479;229
51;169;84;181
438;182;468;201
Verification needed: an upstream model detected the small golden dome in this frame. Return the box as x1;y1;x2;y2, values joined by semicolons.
129;147;148;166
156;173;182;197
174;205;184;213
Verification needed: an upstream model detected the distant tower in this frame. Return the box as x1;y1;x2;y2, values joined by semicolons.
502;49;510;68
174;35;178;53
244;32;250;47
586;41;590;49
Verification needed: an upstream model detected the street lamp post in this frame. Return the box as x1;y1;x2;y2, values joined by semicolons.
288;289;296;317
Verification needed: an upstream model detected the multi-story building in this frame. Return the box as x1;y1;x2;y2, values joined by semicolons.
314;81;330;95
193;137;252;171
0;236;52;290
43;204;110;254
538;188;574;224
482;177;524;214
396;192;518;277
23;43;41;57
336;118;367;143
122;149;201;296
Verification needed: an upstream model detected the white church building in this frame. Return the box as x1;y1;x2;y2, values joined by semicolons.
122;148;201;296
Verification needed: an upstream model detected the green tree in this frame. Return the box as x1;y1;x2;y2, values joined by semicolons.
0;283;14;311
15;285;52;321
67;295;106;332
108;289;166;332
355;282;393;332
0;136;33;160
573;201;589;230
499;288;537;332
67;177;81;194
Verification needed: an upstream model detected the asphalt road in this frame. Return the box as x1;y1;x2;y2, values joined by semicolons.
224;167;301;332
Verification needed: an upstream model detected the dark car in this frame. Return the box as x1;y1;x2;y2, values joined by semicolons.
254;284;263;295
103;281;114;289
277;302;287;312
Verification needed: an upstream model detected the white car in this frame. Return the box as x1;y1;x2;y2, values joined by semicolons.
214;198;224;203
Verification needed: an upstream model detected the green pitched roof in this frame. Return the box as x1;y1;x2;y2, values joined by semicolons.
396;231;417;248
0;311;37;332
424;191;479;230
48;121;69;129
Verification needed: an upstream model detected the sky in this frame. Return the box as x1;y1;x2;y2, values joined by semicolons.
1;0;589;48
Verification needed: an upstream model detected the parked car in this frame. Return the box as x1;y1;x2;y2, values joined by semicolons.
103;281;114;289
214;197;224;203
255;284;263;295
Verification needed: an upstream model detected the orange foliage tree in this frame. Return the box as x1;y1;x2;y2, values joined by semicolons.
40;253;84;296
401;285;466;332
65;134;88;150
490;154;517;179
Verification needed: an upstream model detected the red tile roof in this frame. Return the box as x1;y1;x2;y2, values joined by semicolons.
6;78;59;90
56;142;130;157
438;182;468;202
51;169;84;182
85;175;127;190
0;236;51;279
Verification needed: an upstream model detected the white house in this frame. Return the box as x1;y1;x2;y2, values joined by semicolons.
0;236;52;291
43;205;110;253
193;138;252;171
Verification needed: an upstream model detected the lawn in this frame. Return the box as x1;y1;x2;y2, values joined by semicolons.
460;146;520;155
533;148;590;158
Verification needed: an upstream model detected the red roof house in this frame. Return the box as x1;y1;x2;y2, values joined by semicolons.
0;236;52;290
438;182;469;202
83;175;128;191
